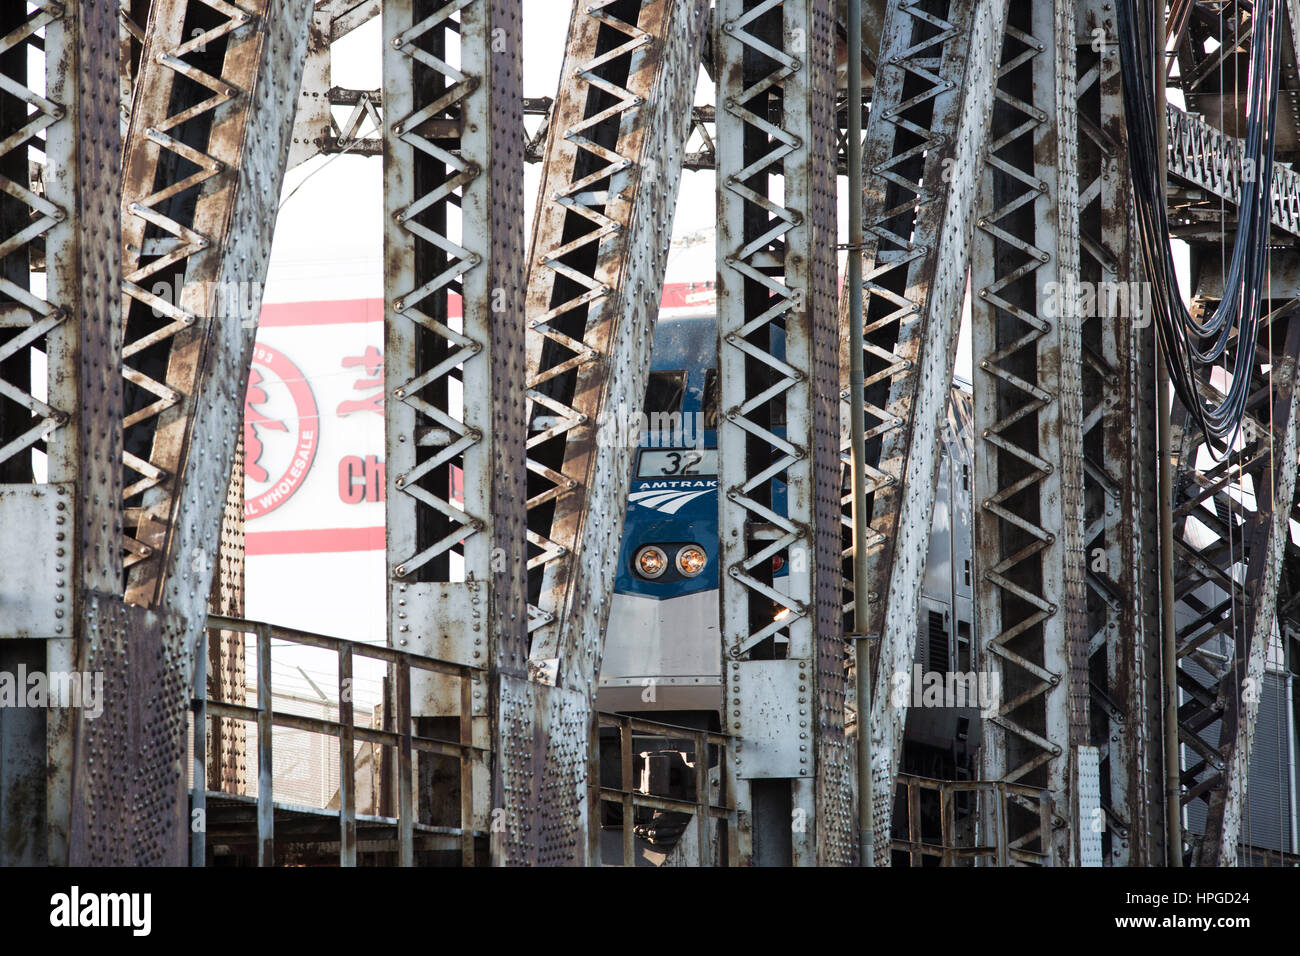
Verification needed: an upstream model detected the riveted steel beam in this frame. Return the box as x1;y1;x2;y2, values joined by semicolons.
91;0;311;864
837;0;1007;865
1165;104;1300;240
518;0;709;866
715;0;849;866
119;0;311;612
382;0;527;866
1071;0;1165;867
971;0;1088;867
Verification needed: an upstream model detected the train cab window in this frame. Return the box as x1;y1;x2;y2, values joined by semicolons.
644;371;687;416
702;369;719;430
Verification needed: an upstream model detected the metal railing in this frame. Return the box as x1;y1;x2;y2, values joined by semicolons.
891;774;1052;866
194;616;485;867
595;713;734;867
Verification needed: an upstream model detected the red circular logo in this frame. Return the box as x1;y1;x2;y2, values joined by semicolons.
244;344;319;519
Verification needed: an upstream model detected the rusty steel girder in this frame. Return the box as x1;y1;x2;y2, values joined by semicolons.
519;0;709;865
837;0;1007;865
92;0;311;865
382;0;527;867
970;0;1088;867
714;0;849;866
119;0;308;610
1073;0;1164;866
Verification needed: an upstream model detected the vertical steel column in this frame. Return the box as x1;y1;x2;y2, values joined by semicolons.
0;0;121;866
840;0;1007;864
715;0;849;866
1073;0;1164;866
970;0;1087;866
382;0;526;861
520;0;709;865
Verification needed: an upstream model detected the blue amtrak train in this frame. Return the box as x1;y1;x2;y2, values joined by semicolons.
595;310;977;766
597;312;726;716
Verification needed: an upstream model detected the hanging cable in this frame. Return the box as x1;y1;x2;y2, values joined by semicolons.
1116;0;1284;454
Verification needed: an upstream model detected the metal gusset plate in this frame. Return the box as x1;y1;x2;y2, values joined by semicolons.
69;596;189;865
289;0;381;169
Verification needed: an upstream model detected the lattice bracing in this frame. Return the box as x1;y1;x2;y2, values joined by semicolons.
1170;297;1300;866
715;0;850;866
971;0;1087;866
839;0;1008;865
383;0;528;862
388;1;490;582
120;0;272;595
0;3;85;476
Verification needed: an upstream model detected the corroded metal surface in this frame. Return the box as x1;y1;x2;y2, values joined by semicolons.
970;0;1087;867
208;435;246;793
715;0;849;865
98;0;310;863
119;0;308;608
519;0;710;864
69;597;188;865
382;0;527;858
1074;0;1163;866
839;0;1007;864
0;0;124;865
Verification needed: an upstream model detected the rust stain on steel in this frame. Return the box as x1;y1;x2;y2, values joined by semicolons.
119;0;276;607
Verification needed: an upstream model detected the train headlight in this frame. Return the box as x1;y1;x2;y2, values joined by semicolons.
635;546;669;579
676;545;707;577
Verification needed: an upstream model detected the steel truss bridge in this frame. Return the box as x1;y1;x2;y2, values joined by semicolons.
0;0;1298;867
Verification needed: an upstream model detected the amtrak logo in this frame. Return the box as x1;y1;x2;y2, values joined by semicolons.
629;480;717;515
